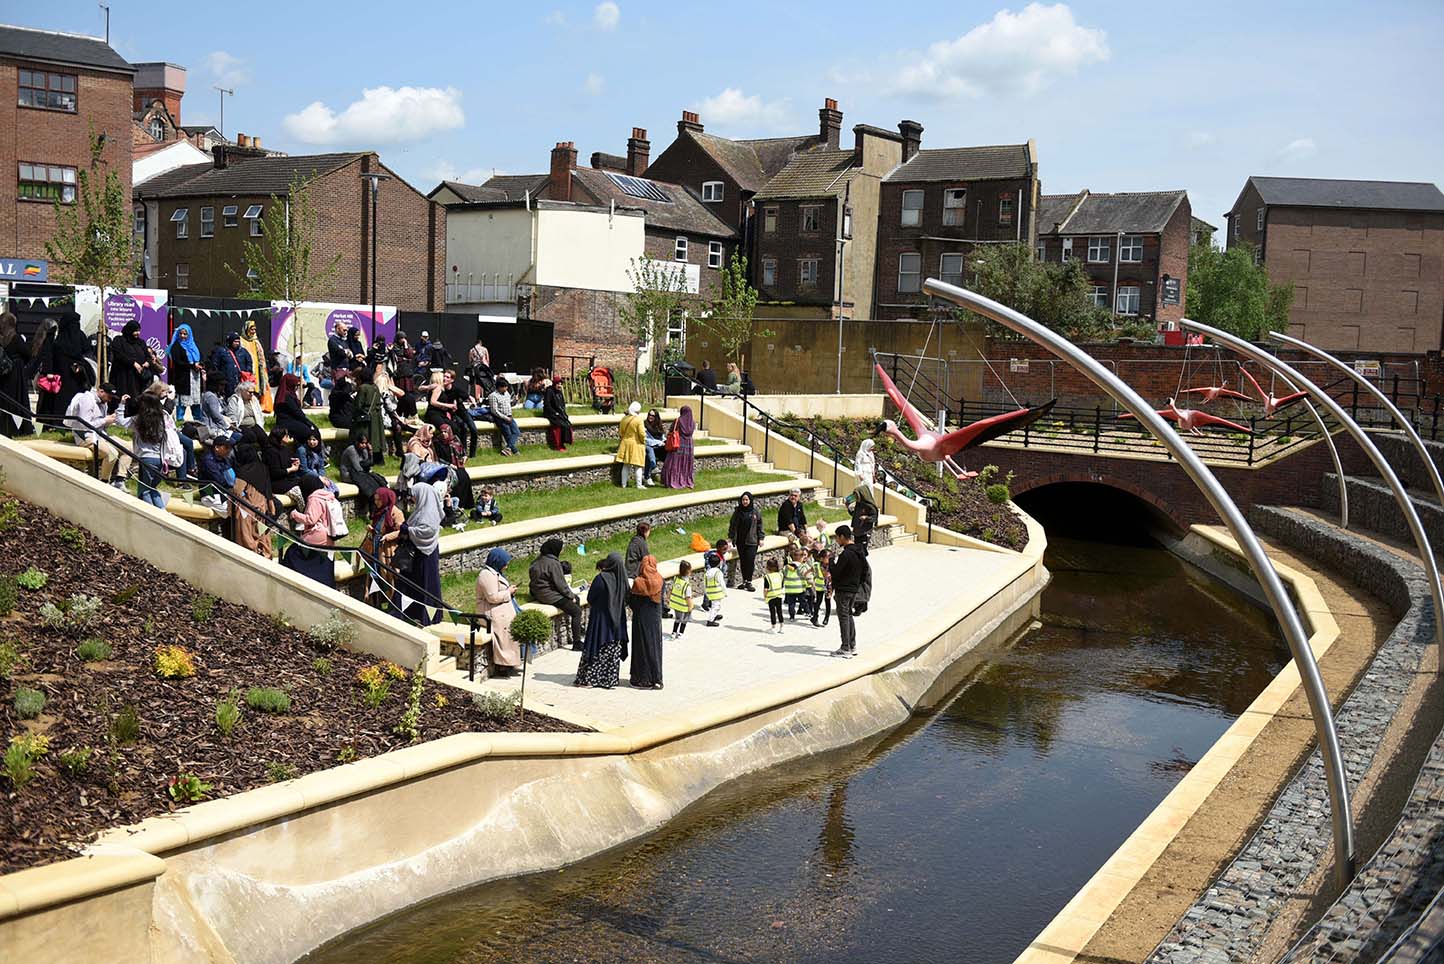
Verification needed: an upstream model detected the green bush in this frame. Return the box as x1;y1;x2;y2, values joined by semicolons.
307;609;357;651
511;609;552;649
266;761;298;783
0;497;19;534
215;694;242;736
190;593;217;622
57;746;93;777
14;687;46;719
0;640;23;680
471;690;521;721
76;639;112;662
59;526;85;549
167;773;212;804
39;593;102;635
16;567;48;591
4;739;39;789
311;656;333;676
0;575;16;616
985;484;1011;505
110;704;141;744
245;687;291;714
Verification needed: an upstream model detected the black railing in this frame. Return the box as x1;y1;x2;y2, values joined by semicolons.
551;353;596;386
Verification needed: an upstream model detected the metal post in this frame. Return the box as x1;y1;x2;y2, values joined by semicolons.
1433;395;1440;441
467;617;478;682
1248;417;1256;465
1093;406;1101;453
925;279;1355;888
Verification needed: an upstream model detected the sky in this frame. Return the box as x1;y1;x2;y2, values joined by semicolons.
18;1;1444;229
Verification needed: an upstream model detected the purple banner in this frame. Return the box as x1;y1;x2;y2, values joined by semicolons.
270;301;397;365
103;289;170;381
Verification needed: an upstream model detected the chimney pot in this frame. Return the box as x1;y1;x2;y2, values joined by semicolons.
549;140;578;202
626;126;652;176
818;98;843;149
678;111;703;135
898;119;923;162
253;136;261;149
825;98;838;110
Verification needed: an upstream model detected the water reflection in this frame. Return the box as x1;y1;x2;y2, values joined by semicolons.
303;536;1286;964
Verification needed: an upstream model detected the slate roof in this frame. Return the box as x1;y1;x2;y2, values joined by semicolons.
883;144;1032;183
684;132;818;194
1245;176;1444;213
570;168;735;238
1036;192;1085;232
1038;190;1188;235
478;173;551;202
430;180;505;203
753;150;858;201
0;24;132;73
134;153;363;199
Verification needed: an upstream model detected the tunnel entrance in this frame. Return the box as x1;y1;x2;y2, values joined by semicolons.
1015;481;1183;546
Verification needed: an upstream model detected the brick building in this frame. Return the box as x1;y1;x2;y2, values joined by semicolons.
135;148;444;310
1225;176;1444;352
875;139;1040;319
0;24;134;263
1035;189;1192;324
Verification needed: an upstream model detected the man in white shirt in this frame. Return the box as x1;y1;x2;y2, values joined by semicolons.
65;383;131;486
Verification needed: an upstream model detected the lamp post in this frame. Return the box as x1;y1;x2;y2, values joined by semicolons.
359;171;391;346
1182;318;1443;658
925;279;1355;887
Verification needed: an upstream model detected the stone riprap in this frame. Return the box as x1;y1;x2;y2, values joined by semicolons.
1367;430;1444;493
1321;472;1444;552
1146;506;1435;964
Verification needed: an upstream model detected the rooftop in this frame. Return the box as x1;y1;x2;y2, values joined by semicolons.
1244;176;1444;213
134;152;365;199
679;131;820;194
0;23;133;73
571;167;735;238
753;150;858;201
1038;190;1188;235
883;144;1032;183
434;174;551;204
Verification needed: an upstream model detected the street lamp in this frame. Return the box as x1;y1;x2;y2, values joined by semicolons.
359;171;391;346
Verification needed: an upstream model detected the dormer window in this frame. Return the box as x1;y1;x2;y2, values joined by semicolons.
701;181;724;202
149;117;165;142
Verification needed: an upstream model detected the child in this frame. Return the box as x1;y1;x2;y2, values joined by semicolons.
763;558;785;633
473;486;503;525
783;549;808;621
703;550;727;626
198;437;236;509
810;548;832;627
667;560;694;640
808;519;831;552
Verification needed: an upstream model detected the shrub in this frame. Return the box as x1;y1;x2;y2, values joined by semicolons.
336;745;358;764
511;609;552;652
39;593;102;635
76;639;112;662
0;575;15;616
0;497;18;534
471;690;521;721
59;526;85;549
57;746;93;777
985;484;1011;505
16;567;48;591
434;693;448;709
154;644;197;679
245;687;290;714
356;661;406;708
14;687;45;719
190;593;217;622
0;640;23;680
110;704;140;744
307;609;357;650
311;656;333;676
266;761;297;783
4;738;40;790
393;659;427;740
215;694;242;736
167;773;212;804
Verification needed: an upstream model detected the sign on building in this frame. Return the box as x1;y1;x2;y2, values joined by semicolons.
1161;275;1181;306
1009;358;1029;373
1353;359;1382;379
0;258;47;281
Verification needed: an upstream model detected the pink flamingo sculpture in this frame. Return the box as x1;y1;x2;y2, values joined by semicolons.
1239;367;1308;416
1179;383;1252;405
875;363;1055;479
1120;398;1252;436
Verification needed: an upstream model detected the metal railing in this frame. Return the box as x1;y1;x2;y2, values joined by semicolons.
444;275;516;305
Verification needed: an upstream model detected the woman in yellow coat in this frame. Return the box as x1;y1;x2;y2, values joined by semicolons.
615;400;648;488
241;318;271;412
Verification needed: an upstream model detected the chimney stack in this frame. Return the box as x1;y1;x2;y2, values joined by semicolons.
898;120;923;162
626;127;650;176
549;141;577;202
819;98;842;149
236;133;249;148
678;110;703;135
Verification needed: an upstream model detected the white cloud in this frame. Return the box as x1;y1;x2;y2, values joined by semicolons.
693;88;791;130
204;50;250;87
892;3;1108;99
583;72;605;95
544;10;567;26
425;160;494;185
593;1;620;30
1187;131;1215;149
1279;137;1317;161
282;86;465;146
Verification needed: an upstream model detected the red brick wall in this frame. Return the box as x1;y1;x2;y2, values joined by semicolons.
643;135;749;233
642;228;725;301
531;284;634;372
1157;197;1191;324
753;197;838;308
0;58;134;261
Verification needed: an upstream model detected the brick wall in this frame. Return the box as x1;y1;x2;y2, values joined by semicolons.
642;227;725;302
643;135;749;233
753;198;838;308
0;58;134;260
531;284;634;371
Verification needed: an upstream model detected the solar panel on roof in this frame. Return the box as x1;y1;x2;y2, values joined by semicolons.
606;172;671;203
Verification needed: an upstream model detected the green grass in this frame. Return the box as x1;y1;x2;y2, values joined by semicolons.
440;503;852;610
324;435;724;481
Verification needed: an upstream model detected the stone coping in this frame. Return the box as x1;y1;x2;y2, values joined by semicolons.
315;409;680;445
1014;523;1340;964
0;511;1046;925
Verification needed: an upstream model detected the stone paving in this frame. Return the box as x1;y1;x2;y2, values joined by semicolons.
1146;507;1436;964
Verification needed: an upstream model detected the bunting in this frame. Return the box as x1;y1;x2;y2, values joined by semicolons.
5;294;75;308
170;305;273;321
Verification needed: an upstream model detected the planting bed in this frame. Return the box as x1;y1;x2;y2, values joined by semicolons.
0;494;580;875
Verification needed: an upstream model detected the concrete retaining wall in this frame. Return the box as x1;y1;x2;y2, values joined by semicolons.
741;393;885;421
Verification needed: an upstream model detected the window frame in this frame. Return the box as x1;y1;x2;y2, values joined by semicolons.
171;207;189;239
1119;234;1143;263
1089;285;1109;308
701;181;724;203
998;195;1015;225
940;253;964;286
1115;285;1140;316
200;205;215;238
942;187;966;227
249;211;264;237
666;308;687;351
175;263;190;290
133;205;145;237
799;204;822;233
900;189;924;227
897;252;922;293
18;68;78;113
763;206;778;233
761;257;777;287
1256;207;1264;231
222;205;239;228
17;162;78;204
707;240;723;269
1086;236;1110;263
1035;243;1046;261
674;236;688;262
1061;237;1073;262
798;258;820;287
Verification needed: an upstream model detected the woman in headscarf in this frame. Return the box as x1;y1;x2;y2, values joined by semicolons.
542;377;572;451
361;486;404;605
529;537;582;649
351;365;386;465
230;447;277;561
434;422;476;510
328;371;355;429
240;318;269;410
726;491;763;592
208;331;249;398
281;475;338;588
109;320;156;405
38;309;91;422
614;400;647;488
660;405;696;489
629;555;664;689
643;408;666;481
625;521;651;581
273;373;319;442
575;551;628;689
167;323;204;424
406;421;437;464
475;547;522;678
854;437;877;489
845;481;878;609
263;425;304;496
395;479;446;625
0;312;36;436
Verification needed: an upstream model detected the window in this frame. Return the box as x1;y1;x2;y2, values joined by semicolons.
942;188;966;226
1253;247;1263;266
1087;237;1110;263
901;189;924;227
1089;286;1109;308
1256;207;1264;231
170;207;189;239
799;258;820;287
898;253;921;293
175;263;190;290
1035;243;1046;261
200;206;214;238
18;163;77;203
222;205;238;228
999;196;1014;225
708;241;723;269
1119;235;1143;262
667;309;687;351
18;69;77;112
133;206;144;236
1061;238;1073;262
762;258;777;287
701;181;724;202
245;267;259;283
940;253;964;286
800;205;821;232
247;206;264;236
149;117;165;142
1233;217;1239;240
243;204;263;219
674;236;688;262
763;207;778;232
1116;286;1140;315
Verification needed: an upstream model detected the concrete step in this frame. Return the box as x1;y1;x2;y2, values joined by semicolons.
435;653;457;675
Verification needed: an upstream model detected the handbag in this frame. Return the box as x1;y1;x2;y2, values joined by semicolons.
391;539;416;576
664;425;680;452
36;373;61;394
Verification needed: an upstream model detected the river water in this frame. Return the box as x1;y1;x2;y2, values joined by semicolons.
304;527;1284;964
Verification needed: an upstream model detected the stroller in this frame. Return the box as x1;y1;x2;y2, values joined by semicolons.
588;366;616;413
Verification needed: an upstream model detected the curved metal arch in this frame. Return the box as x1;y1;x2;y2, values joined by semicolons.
923;279;1354;887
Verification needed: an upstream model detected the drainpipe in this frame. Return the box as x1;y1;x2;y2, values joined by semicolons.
1111;230;1121;316
927;279;1356;890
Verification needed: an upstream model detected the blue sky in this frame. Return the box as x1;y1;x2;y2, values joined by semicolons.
20;1;1444;229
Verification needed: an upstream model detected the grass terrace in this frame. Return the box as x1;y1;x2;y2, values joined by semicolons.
325;435;726;481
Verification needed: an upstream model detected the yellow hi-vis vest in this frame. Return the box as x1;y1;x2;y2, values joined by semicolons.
763;571;785;600
808;562;827;591
783;562;806;595
704;567;727;601
667;577;692;612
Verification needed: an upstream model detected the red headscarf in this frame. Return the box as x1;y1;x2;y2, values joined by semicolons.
371;486;399;532
276;372;302;406
632;555;663;602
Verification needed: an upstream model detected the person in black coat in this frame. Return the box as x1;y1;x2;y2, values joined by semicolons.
696;359;719;392
328;372;355;429
0;312;38;435
38;309;91;422
109;320;157;406
273;373;319;443
827;526;869;658
777;488;808;536
726;491;763;591
209;332;251;398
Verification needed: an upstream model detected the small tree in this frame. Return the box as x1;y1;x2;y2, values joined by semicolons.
1186;241;1294;340
619;255;690;401
705;251;761;367
962;243;1110;340
45;130;138;290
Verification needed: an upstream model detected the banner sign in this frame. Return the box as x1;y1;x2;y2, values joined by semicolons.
103;288;171;375
270;301;397;367
1353;359;1381;379
1161;276;1181;306
0;258;47;281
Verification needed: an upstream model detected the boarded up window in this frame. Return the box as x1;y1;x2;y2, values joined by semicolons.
1402;290;1420;315
1293;248;1311;273
1340;324;1361;349
1403;252;1422;277
1344;288;1363;312
1346;251;1366;276
1397;327;1417;352
1294;285;1308;309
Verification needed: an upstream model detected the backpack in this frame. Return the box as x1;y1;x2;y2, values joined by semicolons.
323;495;349;539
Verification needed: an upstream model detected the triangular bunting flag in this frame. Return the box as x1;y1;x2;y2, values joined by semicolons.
397;592;413;613
10;413;23;430
368;579;382;597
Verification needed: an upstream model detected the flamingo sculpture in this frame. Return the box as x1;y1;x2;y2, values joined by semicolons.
875;363;1055;479
1179;383;1252;405
1119;398;1252;436
1240;367;1309;416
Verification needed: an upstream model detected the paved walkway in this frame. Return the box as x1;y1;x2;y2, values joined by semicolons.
480;541;1006;731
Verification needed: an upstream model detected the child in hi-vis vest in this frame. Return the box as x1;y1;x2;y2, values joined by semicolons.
667;560;694;640
783;549;809;621
810;547;832;627
703;551;727;626
763;558;786;634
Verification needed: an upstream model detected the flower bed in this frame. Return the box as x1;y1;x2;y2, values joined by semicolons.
0;494;580;874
